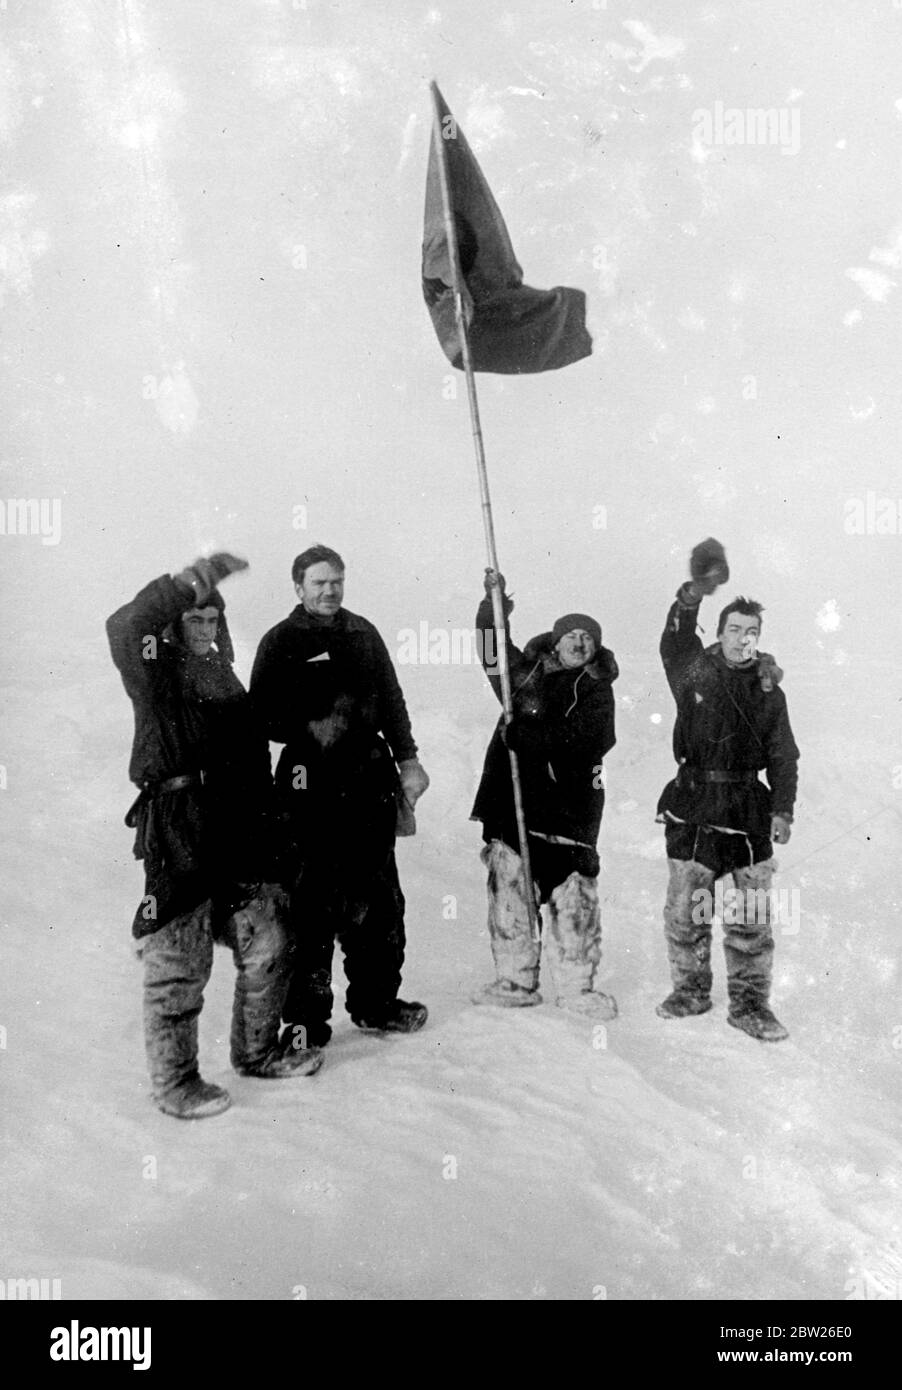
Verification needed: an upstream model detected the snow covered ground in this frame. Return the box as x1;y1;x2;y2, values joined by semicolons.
2;649;900;1302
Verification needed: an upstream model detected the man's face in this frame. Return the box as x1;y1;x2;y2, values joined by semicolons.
555;629;597;669
719;612;760;665
181;606;219;656
297;561;345;618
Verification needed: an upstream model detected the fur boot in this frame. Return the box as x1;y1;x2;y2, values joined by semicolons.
724;861;788;1041
472;839;542;1005
657;858;715;1018
141;902;227;1115
545;871;617;1019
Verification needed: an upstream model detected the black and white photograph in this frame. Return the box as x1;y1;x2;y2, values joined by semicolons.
1;0;900;1335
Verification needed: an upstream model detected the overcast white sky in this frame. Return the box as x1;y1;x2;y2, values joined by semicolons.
1;0;900;694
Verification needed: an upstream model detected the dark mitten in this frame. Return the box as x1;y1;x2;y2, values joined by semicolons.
689;537;729;595
176;551;248;605
483;568;514;615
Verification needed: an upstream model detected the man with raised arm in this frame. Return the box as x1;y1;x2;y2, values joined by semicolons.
656;538;799;1042
471;568;619;1016
107;552;322;1121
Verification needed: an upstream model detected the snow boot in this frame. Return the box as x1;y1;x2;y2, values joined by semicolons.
724;863;786;1040
353;999;428;1034
545;870;617;1019
156;1077;232;1120
475;839;542;1004
660;857;714;1018
226;887;298;1076
471;979;543;1007
141;903;216;1108
656;991;713;1019
280;1021;333;1052
727;1003;789;1043
560;990;618;1020
236;1045;323;1078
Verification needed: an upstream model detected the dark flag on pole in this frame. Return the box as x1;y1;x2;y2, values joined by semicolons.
422;83;592;375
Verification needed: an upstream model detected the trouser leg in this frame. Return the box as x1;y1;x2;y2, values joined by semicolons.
724;860;776;1012
223;886;293;1072
662;858;715;1001
282;882;336;1048
544;871;617;1018
342;852;406;1022
141;902;214;1103
481;839;541;993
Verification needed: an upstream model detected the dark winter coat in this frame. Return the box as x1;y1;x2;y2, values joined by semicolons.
657;592;799;836
107;575;275;937
471;596;618;850
250;605;418;877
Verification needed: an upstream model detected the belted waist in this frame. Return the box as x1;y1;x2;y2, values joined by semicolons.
125;772;207;863
152;772;203;794
125;773;203;830
677;766;760;786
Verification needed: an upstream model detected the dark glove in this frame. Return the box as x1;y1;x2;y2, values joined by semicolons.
176;551;248;605
205;552;249;584
501;716;520;752
502;711;542;755
483;568;514;615
676;581;702;609
398;758;430;808
689;537;729;596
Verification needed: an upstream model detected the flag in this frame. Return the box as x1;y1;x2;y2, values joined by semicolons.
422;83;592;374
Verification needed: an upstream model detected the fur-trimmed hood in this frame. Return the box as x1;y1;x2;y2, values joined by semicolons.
520;630;619;685
704;642;783;691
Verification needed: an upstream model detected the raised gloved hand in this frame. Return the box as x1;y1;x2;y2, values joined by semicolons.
688;537;729;597
771;814;792;845
483;568;514;615
399;758;430;808
176;551;248;605
206;551;249;583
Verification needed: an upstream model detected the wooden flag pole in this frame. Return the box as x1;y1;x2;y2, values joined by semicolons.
429;81;541;939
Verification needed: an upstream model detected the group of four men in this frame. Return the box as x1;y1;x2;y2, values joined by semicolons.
107;538;799;1120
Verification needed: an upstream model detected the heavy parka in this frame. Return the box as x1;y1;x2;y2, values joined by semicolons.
657;589;799;838
471;595;618;852
107;574;274;936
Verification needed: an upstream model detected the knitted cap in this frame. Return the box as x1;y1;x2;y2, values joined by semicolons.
551;613;602;648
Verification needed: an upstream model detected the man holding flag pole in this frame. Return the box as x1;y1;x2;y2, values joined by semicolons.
421;82;603;996
470;569;620;1014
